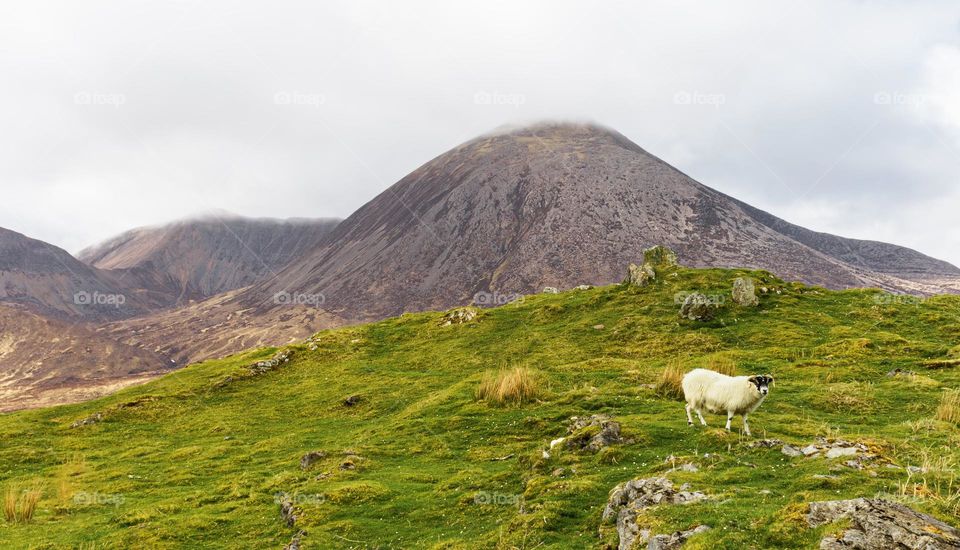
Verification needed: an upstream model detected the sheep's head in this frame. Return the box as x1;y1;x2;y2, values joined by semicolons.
748;374;774;396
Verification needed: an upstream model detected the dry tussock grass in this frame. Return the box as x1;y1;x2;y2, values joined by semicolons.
476;367;542;405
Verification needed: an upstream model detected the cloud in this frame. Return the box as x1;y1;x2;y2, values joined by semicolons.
0;0;958;265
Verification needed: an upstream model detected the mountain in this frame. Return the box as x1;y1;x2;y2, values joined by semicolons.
241;122;960;322
0;227;162;320
0;215;340;410
78;213;340;303
3;264;959;546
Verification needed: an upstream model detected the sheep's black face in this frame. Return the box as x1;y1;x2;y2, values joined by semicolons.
749;375;774;396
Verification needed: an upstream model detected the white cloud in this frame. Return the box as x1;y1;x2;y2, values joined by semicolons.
0;0;958;265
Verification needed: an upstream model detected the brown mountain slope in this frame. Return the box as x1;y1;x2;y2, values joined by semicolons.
238;122;959;322
0;304;173;411
78;213;340;303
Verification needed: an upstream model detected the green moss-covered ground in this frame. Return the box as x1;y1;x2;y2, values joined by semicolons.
1;265;958;548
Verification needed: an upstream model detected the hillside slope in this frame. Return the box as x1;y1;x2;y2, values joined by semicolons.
1;262;958;548
0;304;173;412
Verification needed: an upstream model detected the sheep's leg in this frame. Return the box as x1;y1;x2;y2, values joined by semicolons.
725;411;733;431
685;403;694;426
742;414;751;436
696;409;707;426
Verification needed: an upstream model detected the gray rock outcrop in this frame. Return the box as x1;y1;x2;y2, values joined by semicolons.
807;498;960;549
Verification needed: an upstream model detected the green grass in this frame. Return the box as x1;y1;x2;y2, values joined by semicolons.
1;265;959;548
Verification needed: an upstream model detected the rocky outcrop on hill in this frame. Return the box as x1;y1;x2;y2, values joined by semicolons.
806;498;960;549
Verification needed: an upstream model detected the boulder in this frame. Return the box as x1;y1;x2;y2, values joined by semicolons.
732;277;759;307
542;286;560;294
643;245;678;268
678;293;718;321
625;262;656;287
277;493;297;527
648;525;712;550
575;284;593;290
343;395;363;407
439;307;478;326
299;450;327;470
566;414;622;452
284;530;305;550
603;477;707;550
807;498;960;549
250;350;293;374
70;412;103;428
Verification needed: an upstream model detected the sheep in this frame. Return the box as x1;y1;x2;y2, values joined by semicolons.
681;368;774;436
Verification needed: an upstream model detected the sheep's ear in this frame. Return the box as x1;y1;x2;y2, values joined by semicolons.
747;375;758;383
766;374;775;385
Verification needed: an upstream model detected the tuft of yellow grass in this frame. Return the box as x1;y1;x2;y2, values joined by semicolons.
655;360;686;400
936;389;960;424
476;367;542;405
3;481;44;523
706;356;737;376
3;485;15;523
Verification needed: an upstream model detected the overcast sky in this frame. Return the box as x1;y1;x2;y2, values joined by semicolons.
1;1;959;265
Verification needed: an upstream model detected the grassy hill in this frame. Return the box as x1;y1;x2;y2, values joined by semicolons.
1;263;959;549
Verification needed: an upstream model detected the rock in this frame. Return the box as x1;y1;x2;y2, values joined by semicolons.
643;245;678;268
812;474;839;480
749;438;784;448
566;415;622;452
907;465;925;475
542;286;559;294
648;525;711;550
781;445;804;458
284;530;305;550
593;324;605;330
277;493;297;527
603;477;707;550
339;453;362;470
886;368;916;377
575;284;593;290
70;412;103;428
250;350;293;374
732;277;759;307
825;447;859;459
343;395;363;407
439;307;479;326
678;293;718;321
807;498;960;549
299;450;327;470
551;468;566;477
671;463;699;473
625;262;656;287
801;445;821;457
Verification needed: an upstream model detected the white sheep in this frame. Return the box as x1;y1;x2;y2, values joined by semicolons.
681;368;773;436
